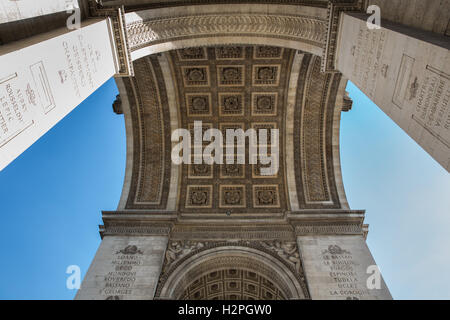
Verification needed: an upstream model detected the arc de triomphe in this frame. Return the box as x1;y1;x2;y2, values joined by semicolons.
0;0;448;300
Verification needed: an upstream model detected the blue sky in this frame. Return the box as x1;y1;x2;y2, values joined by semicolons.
0;78;448;300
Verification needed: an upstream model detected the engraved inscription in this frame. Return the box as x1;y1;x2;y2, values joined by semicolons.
321;245;367;299
350;26;387;98
0;73;34;147
102;245;144;299
413;65;450;148
61;34;101;98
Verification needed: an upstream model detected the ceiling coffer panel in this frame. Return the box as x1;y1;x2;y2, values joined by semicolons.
171;46;294;214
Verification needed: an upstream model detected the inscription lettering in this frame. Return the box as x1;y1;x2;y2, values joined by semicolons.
321;245;368;299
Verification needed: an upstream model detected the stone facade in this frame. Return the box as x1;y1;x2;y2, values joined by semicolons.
297;235;391;300
75;235;168;300
76;41;393;299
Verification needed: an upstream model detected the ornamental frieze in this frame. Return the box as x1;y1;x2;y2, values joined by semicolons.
126;14;327;50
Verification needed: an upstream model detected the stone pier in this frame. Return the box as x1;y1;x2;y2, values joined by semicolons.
75;235;168;300
0;19;118;170
336;12;450;172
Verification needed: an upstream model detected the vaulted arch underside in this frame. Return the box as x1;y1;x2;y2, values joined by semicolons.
115;45;349;216
155;243;309;299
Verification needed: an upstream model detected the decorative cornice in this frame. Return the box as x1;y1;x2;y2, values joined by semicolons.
88;1;134;76
321;0;364;72
125;57;172;208
100;0;331;11
126;13;327;51
294;55;343;208
99;209;366;237
294;223;364;235
94;0;363;73
100;211;175;237
171;225;296;241
287;209;365;235
99;222;172;238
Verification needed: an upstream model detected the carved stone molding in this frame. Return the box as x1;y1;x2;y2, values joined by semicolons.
260;241;304;275
100;210;176;237
126;13;327;52
156;240;310;299
294;54;342;208
99;221;172;237
288;209;366;235
100;1;332;11
88;0;134;76
123;57;172;209
94;0;363;73
171;225;296;241
294;223;364;236
321;0;364;72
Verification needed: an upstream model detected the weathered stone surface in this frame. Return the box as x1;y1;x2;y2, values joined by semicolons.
75;235;168;300
0;19;117;171
367;0;450;36
0;0;78;23
125;4;328;60
337;13;450;172
297;235;392;300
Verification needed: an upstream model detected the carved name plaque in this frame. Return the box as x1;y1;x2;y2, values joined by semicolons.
76;236;168;300
320;245;365;299
337;13;450;172
0;19;117;170
297;236;392;300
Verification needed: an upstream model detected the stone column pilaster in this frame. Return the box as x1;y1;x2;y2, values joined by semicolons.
297;234;392;300
75;235;169;300
336;12;450;172
0;19;119;170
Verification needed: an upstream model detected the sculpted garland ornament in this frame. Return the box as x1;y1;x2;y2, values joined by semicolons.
164;241;206;271
155;240;310;299
162;240;305;278
260;241;304;275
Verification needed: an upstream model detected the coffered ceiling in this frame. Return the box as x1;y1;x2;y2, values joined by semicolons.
116;45;348;216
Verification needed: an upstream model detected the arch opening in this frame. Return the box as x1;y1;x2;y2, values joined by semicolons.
157;246;308;300
180;268;286;300
125;4;328;61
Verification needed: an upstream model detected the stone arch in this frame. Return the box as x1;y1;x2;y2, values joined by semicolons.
156;245;309;299
179;267;287;300
114;46;351;212
124;4;329;61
